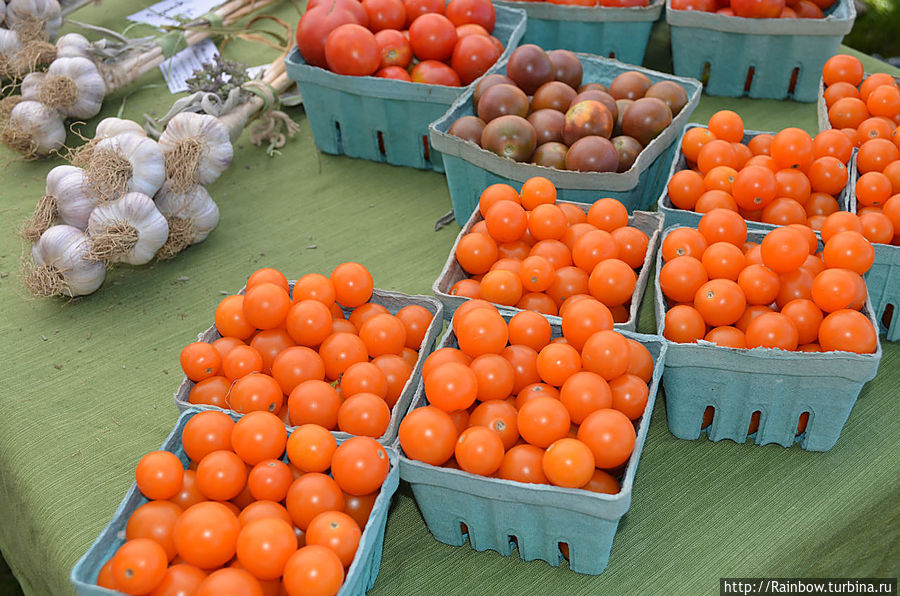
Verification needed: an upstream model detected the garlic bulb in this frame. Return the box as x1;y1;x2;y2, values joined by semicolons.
154;183;220;260
95;117;146;139
158;112;233;193
26;224;105;297
84;133;165;203
55;32;90;59
1;100;65;157
21;164;96;241
38;56;105;119
7;0;62;41
86;192;168;265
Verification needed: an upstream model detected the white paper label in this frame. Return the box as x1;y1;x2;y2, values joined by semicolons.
127;0;223;27
159;38;219;94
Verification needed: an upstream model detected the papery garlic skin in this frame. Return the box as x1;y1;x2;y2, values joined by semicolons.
158;113;233;190
19;70;43;100
86;192;168;265
4;100;65;156
90;134;166;200
42;56;105;119
30;224;105;296
55;32;90;59
0;1;7;25
155;183;220;244
7;0;62;41
0;28;21;58
46;164;97;230
95;117;146;139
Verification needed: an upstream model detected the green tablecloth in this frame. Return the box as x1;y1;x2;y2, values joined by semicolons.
0;3;897;594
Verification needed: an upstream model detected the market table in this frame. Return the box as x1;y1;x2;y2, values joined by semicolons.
0;3;897;594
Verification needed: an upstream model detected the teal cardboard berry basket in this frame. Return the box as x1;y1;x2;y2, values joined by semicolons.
666;0;855;102
429;53;701;224
284;5;526;172
655;225;882;451
70;408;401;596
492;0;664;66
398;309;667;575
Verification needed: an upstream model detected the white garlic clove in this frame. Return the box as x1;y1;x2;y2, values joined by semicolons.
42;56;105;120
95;117;146;140
7;0;62;41
48;165;97;230
55;32;90;59
86;134;166;203
154;183;220;259
20;71;44;101
0;28;21;57
28;224;105;297
158;112;233;192
86;191;169;266
2;99;65;157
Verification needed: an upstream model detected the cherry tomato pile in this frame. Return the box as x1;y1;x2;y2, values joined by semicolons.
182;263;434;439
449;176;651;321
670;0;833;18
399;301;654;491
504;0;649;7
668;110;854;230
821;54;900;246
449;45;689;172
94;411;391;596
296;0;505;84
659;208;878;353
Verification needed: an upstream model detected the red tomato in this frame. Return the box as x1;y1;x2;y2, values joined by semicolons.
362;0;406;31
376;66;412;80
374;28;412;69
445;0;496;32
450;34;500;85
456;23;490;38
409;13;458;61
599;0;649;5
325;24;381;76
296;5;360;69
410;60;462;86
403;0;444;26
730;0;784;17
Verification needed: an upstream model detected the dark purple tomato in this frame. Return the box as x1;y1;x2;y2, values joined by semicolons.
531;81;577;113
645;81;689;116
578;82;608;93
481;115;537;162
611;135;642;173
506;44;554;95
621;97;672;146
569;90;617;123
531;142;568;169
565;136;618;172
548;49;582;89
473;73;516;109
608;71;652;100
449;115;487;145
477;83;530;122
563;100;613;145
613;99;633;136
527;109;565;145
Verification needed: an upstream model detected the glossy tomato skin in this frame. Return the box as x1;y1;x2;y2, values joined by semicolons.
404;0;445;26
374;28;412;69
297;5;361;69
375;65;412;80
730;0;785;17
325;24;381;76
451;34;501;85
410;60;462;86
409;13;458;61
362;0;406;31
445;0;496;32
